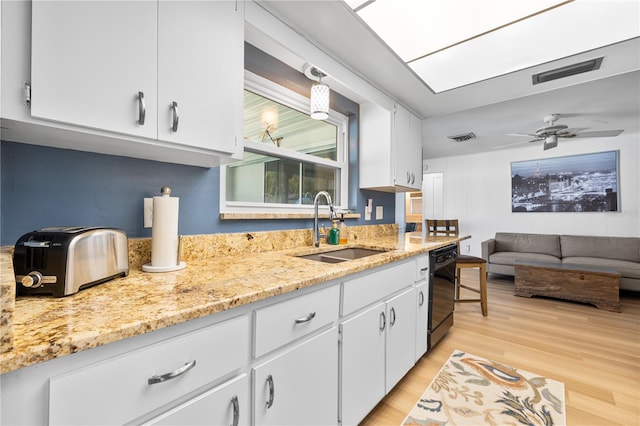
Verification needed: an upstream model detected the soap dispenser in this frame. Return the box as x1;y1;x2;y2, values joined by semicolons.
328;220;340;245
339;214;348;244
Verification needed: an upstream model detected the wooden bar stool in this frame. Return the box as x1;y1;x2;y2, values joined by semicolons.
426;219;488;316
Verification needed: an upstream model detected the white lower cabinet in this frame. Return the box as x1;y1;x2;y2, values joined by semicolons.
415;281;429;361
253;327;339;425
385;287;418;393
340;287;416;425
340;302;386;426
48;315;250;425
146;374;250;425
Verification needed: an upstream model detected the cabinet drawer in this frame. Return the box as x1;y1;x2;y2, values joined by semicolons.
416;254;429;282
254;285;339;358
49;315;250;425
342;260;416;316
146;373;250;426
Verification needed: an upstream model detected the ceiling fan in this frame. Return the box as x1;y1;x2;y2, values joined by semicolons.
507;114;624;150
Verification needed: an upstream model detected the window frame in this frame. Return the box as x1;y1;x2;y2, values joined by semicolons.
220;71;349;215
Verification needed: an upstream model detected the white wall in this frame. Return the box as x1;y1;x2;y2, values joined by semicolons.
422;134;640;257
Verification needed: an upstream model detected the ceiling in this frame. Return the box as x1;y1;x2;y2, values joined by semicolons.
254;1;640;159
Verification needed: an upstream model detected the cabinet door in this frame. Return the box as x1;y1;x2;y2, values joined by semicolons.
157;1;243;154
146;374;249;425
253;327;338;426
393;104;422;190
415;281;429;361
385;288;417;393
340;302;386;426
31;1;158;138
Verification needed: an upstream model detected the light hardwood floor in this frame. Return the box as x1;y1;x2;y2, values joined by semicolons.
361;270;640;425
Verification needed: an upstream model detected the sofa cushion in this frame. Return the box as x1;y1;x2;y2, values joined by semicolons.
494;233;561;258
562;257;640;279
561;235;640;263
490;251;561;266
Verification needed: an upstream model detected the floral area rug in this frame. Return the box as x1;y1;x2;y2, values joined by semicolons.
402;350;566;426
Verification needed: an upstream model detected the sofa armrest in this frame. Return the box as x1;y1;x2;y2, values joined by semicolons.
481;239;495;262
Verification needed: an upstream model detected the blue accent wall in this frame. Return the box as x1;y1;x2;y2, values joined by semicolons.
0;141;395;245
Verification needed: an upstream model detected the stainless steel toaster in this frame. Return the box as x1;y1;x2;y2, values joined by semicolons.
13;226;129;297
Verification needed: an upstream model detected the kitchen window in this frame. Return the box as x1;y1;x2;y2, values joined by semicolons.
220;72;348;215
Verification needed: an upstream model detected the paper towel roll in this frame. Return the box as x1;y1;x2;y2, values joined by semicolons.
151;195;179;266
143;190;186;272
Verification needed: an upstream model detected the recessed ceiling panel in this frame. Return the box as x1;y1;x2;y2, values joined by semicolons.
351;0;640;92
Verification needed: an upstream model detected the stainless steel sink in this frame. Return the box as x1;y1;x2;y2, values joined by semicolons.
296;247;387;263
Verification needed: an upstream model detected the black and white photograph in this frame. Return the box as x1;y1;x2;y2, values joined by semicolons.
511;150;619;212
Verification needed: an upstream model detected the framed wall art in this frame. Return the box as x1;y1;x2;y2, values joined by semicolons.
511;150;619;213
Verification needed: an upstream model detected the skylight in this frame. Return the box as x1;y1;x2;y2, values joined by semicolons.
346;0;640;93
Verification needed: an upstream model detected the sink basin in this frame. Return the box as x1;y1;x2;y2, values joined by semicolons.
296;247;387;263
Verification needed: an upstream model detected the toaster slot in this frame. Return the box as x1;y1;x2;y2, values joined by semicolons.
22;241;50;269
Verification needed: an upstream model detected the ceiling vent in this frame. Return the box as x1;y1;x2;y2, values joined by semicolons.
447;132;476;142
532;57;603;85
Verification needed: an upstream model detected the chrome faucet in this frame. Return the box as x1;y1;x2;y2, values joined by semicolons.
313;191;337;247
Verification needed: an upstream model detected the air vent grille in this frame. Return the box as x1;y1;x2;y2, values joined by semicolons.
447;132;476;142
532;57;603;85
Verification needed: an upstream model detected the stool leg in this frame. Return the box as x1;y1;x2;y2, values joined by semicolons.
480;263;488;316
456;267;461;299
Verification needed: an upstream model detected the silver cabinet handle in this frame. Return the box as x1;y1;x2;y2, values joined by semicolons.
295;312;316;324
406;171;411;184
138;91;146;125
418;290;425;307
420;267;429;272
147;360;196;385
230;395;239;426
379;311;386;332
171;101;179;132
389;307;396;327
266;374;275;409
411;173;416;184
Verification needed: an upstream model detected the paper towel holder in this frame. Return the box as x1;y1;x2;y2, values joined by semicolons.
142;186;187;273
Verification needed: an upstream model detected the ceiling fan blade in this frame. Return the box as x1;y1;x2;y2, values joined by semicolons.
557;127;589;137
492;139;536;149
506;132;537;137
573;130;624;138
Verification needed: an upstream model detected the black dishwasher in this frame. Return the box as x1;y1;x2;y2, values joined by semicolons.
428;244;457;349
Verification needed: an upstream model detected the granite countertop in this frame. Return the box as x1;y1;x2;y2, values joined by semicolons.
0;230;466;374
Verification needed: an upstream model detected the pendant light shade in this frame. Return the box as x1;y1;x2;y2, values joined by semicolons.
310;80;330;120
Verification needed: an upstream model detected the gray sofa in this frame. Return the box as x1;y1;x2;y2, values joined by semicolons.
481;232;640;292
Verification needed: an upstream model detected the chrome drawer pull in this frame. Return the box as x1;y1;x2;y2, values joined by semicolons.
171;101;179;132
138;91;146;125
266;374;275;409
390;307;397;327
379;311;386;332
418;290;425;307
294;312;316;324
420;267;429;272
230;395;239;426
147;360;196;385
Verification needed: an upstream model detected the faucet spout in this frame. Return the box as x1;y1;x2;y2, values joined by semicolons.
313;191;336;247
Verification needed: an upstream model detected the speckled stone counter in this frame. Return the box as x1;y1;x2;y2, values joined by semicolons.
0;225;465;374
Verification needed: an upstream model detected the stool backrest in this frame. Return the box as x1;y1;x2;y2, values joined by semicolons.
426;219;459;236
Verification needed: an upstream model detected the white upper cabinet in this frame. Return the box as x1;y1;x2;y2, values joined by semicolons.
2;0;243;167
157;1;242;154
359;101;423;192
31;1;159;139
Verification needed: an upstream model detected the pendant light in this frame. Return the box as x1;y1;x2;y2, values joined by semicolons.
307;66;330;120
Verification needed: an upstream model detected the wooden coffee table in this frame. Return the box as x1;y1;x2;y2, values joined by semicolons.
514;260;621;312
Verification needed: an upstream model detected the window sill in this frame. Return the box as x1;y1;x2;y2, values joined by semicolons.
220;212;361;220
